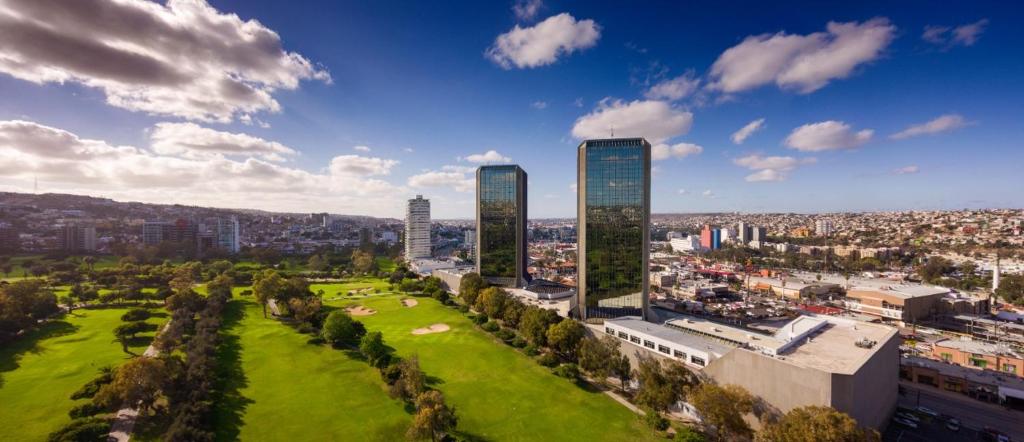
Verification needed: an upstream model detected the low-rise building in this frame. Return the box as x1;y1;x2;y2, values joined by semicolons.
844;285;949;325
931;339;1022;377
604;314;899;430
901;356;1024;405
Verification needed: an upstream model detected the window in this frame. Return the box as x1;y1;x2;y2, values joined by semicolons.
605;327;615;335
1005;364;1017;374
970;358;988;369
940;353;952;362
630;335;641;344
690;356;705;366
674;350;686;359
618;331;628;340
658;345;671;354
643;340;655;349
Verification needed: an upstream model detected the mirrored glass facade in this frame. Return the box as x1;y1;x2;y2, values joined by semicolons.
476;165;527;287
577;138;650;320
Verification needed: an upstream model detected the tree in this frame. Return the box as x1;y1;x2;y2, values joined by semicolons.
307;254;329;272
390;355;426;401
546;319;585;360
406;390;458;442
360;331;390;369
578;336;618;383
633;355;677;412
518;306;558;346
321;311;366;346
688;383;754;441
94;357;169;415
458;272;485;305
113;321;152;353
758;406;878;442
476;287;509;319
206;273;234;299
996;274;1024;306
352;250;376;274
674;426;707;442
252;269;285;318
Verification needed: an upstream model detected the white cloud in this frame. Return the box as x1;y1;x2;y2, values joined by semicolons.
486;13;600;69
0;0;330;122
403;147;415;153
894;165;919;175
531;101;548;109
730;118;766;144
652;142;703;161
462;150;511;164
677;189;688;195
708;18;895;94
0;120;405;215
513;0;543;21
644;71;700;101
923;19;988;47
784;120;873;152
329;155;397;176
407;169;475;193
570;183;577;193
573;97;584;107
353;145;371;152
571;99;693;143
702;190;715;198
733;154;816;182
890;114;968;140
149;122;296;162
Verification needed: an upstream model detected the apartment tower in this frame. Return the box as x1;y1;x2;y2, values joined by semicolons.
405;195;431;259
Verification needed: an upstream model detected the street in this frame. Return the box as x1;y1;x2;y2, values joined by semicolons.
898;381;1023;439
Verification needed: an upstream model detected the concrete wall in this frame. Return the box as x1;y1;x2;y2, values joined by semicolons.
703;349;832;418
828;334;899;430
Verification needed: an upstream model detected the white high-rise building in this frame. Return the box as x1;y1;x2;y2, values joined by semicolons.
405;195;431;259
815;219;834;237
216;217;240;253
752;226;767;243
737;222;752;244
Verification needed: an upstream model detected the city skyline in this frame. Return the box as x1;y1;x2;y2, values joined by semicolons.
1;1;1022;219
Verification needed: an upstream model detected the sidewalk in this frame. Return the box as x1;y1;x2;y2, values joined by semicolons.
107;320;171;442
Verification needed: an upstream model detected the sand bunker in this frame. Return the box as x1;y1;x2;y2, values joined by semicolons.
411;323;450;335
345;305;377;316
401;298;419;308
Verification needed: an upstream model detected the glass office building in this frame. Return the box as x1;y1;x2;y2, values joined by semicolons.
577;138;651;321
476;165;528;287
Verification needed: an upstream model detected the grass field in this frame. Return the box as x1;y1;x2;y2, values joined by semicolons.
210;298;411;441
0;307;167;441
212;281;658;442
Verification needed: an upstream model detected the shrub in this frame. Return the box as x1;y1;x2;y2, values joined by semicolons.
68;402;105;419
643;409;670;431
674;426;706;442
457;305;470;314
380;363;402;385
47;417;110;442
481;321;500;332
120;308;151;322
510;336;527;348
523;344;540;356
495;328;516;342
296;323;316;335
553;363;580;380
536;352;560;367
321;311;366;346
472;314;488;325
69;368;115;400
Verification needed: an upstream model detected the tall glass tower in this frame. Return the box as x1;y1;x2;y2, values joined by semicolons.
476;165;528;287
577;138;651;321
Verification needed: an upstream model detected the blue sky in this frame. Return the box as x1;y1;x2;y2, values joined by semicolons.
0;0;1021;218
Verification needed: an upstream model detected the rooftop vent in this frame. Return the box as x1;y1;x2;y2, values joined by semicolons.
854;338;876;349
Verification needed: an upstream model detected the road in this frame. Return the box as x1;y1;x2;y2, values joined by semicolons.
899;381;1024;438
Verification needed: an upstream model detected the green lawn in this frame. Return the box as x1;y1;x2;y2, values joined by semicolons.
213;280;657;442
210;298;410;441
328;292;659;442
0;307;167;441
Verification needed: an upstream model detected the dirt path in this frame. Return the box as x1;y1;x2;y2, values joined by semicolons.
108;320;171;442
267;299;281;316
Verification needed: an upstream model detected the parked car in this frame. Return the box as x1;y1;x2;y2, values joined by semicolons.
916;406;938;417
893;417;919;429
896;412;920;423
946;418;960;432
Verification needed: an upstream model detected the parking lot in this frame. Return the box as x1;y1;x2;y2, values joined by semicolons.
883;382;1021;441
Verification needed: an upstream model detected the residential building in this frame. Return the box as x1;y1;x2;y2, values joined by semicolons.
752;226;768;243
143;221;171;245
816;219;834;237
58;225;96;252
700;225;713;250
670;236;700;253
738;222;752;244
711;228;721;250
0;223;19;253
405;195;431;259
476;165;528;287
577;138;651;321
216;217;240;253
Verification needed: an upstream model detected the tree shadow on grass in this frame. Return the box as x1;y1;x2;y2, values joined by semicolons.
451;430;494;442
0;320;78;388
212;300;253;442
